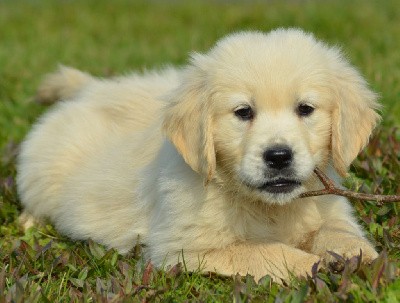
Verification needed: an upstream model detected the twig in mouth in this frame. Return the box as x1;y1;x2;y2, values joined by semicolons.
299;167;400;205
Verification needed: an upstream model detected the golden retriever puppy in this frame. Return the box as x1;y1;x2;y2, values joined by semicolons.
17;28;380;282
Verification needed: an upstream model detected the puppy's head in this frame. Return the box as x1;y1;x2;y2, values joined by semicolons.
163;29;380;205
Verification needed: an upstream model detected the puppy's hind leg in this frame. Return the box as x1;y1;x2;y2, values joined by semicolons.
18;211;43;231
36;65;94;104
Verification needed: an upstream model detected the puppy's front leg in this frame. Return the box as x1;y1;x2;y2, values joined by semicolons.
182;242;320;282
311;218;378;266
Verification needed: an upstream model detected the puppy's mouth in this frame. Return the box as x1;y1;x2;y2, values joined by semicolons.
257;178;301;194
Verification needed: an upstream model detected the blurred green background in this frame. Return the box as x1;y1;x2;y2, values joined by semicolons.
1;0;399;147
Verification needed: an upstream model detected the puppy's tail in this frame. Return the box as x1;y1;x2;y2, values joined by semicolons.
36;65;94;104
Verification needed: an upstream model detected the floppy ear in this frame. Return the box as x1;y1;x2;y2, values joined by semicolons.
163;61;216;182
331;62;381;176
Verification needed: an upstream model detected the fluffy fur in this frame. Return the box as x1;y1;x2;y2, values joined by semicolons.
17;29;380;282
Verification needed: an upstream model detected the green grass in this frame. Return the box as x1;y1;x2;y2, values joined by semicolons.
1;0;399;301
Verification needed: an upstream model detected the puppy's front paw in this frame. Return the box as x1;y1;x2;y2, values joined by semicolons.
322;239;378;271
259;254;321;283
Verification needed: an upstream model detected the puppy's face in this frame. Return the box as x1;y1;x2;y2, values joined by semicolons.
164;29;380;205
212;87;332;204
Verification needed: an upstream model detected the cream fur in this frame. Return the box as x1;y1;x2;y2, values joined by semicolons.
17;29;380;282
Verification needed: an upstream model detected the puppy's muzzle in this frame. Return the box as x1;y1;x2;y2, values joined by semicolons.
256;145;301;194
263;145;293;170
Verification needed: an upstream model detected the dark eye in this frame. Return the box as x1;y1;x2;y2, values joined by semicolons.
234;106;254;121
297;103;315;117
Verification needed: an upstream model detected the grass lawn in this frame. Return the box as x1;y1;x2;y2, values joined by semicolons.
1;0;399;301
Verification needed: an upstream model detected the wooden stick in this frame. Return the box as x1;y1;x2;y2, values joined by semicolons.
299;167;400;205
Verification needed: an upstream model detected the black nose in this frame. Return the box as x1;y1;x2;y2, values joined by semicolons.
263;146;293;170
